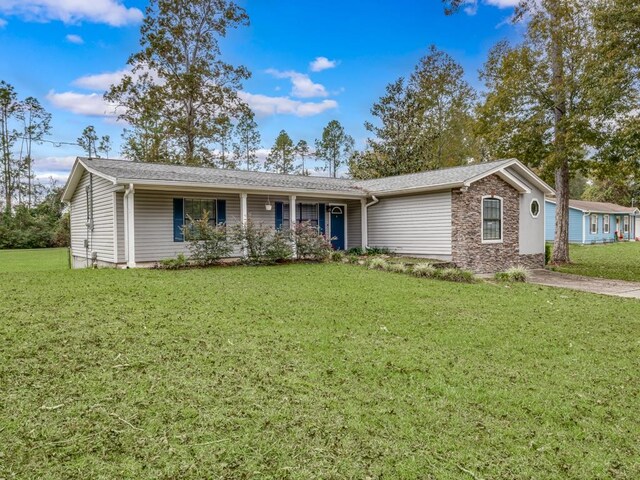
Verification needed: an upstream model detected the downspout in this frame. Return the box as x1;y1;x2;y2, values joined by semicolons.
124;183;135;268
363;195;379;250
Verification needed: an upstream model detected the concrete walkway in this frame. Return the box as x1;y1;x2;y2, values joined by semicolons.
527;269;640;299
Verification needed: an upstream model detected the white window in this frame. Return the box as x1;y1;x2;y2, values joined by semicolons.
530;199;540;218
624;216;629;233
482;197;502;242
603;215;610;234
590;214;598;234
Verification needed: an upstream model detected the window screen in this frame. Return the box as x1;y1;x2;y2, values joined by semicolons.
482;198;502;241
184;199;217;227
283;203;318;229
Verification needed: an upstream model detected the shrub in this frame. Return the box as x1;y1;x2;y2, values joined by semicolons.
385;262;407;273
365;246;392;256
347;254;360;264
495;266;529;282
159;253;189;270
232;219;293;264
232;219;273;264
264;227;293;263
439;268;476;283
183;212;234;266
367;257;388;270
331;250;345;262
411;263;437;278
545;243;552;265
347;247;365;256
293;221;333;261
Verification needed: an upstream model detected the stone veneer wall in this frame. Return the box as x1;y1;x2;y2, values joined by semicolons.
451;174;544;273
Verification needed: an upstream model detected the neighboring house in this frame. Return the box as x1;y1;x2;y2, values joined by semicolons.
545;199;640;244
62;157;554;273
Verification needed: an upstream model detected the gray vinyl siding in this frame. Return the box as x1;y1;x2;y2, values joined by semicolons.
506;167;545;254
346;200;361;249
247;194;288;227
368;191;452;256
69;170;116;263
116;192;125;263
133;190;241;262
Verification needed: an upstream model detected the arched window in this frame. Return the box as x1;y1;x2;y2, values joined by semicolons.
482;196;502;243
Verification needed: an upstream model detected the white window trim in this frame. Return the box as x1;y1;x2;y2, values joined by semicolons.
603;214;610;234
624;215;629;233
590;214;598;235
481;195;503;244
529;199;540;219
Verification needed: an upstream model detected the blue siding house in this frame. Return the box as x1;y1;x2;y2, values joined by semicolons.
545;199;639;244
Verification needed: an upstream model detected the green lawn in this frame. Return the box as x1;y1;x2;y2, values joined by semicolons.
552;242;640;282
0;247;69;272
1;249;639;479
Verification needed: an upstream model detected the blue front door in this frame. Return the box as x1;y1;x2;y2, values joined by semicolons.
330;207;345;250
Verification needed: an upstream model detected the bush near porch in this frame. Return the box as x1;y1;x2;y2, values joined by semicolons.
1;248;639;479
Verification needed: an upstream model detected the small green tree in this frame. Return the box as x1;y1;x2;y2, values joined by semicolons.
98;135;112;159
233;111;261;170
77;126;99;158
315;120;354;178
265;130;295;174
294;139;312;175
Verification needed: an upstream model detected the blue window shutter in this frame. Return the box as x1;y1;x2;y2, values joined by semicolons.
275;202;283;229
318;203;326;234
173;198;184;242
217;199;226;225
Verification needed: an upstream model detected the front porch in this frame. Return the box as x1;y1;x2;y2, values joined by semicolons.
120;188;368;268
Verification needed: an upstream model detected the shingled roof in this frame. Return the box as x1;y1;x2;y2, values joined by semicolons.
356;159;514;193
63;157;553;201
547;198;639;214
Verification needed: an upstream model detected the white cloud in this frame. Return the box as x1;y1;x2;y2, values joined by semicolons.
46;90;119;117
239;92;337;118
73;68;130;91
266;69;328;98
460;0;520;14
65;33;83;44
35;155;77;171
0;0;143;26
0;18;7;27
309;56;338;72
485;0;520;7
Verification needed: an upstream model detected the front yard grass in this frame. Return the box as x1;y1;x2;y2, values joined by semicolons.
552;242;640;282
1;249;639;478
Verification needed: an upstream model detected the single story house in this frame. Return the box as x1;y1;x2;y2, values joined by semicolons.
62;157;554;273
545;199;639;244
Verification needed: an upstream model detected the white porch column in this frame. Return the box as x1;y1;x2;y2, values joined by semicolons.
123;184;136;268
289;195;297;258
361;198;368;250
240;192;248;258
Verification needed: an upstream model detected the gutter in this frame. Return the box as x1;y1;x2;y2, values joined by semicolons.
363;195;379;250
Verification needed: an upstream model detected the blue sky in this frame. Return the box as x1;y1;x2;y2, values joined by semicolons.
0;0;521;182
